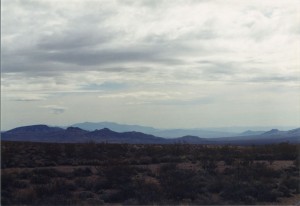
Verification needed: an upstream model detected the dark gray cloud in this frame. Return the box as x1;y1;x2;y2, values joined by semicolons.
37;31;110;51
35;47;184;66
2;42;186;75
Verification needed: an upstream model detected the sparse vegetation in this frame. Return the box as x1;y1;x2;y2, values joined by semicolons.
1;141;299;205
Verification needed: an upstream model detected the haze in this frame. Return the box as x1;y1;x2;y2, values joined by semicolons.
1;0;299;131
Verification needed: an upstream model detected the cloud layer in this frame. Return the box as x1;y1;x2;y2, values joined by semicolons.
2;0;299;130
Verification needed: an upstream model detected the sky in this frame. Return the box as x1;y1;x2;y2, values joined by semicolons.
1;0;300;130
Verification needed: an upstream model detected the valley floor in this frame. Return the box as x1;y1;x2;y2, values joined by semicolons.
1;141;300;205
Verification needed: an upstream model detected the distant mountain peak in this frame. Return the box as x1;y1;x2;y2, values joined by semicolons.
287;128;300;135
90;128;117;135
99;128;113;132
173;135;206;143
180;135;202;140
66;127;87;132
240;130;265;136
263;129;280;135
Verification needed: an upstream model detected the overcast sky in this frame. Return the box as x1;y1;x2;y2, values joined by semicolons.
1;0;300;130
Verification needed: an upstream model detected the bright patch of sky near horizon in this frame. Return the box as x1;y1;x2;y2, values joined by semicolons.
1;0;300;130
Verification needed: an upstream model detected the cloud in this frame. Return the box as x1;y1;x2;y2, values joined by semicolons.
2;0;298;81
41;105;67;114
7;94;47;102
1;0;299;129
37;31;110;51
81;82;129;91
34;46;185;67
98;91;175;100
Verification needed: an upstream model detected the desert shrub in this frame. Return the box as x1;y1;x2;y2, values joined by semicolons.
134;166;151;173
207;176;224;193
1;173;15;205
240;156;254;167
86;198;105;205
12;180;28;189
78;191;95;199
115;181;137;201
1;173;15;189
168;144;187;156
294;154;300;168
221;180;278;203
14;188;37;205
36;194;77;205
276;143;298;160
199;157;217;174
1;190;12;205
30;174;50;184
159;165;203;200
138;157;152;165
103;165;136;188
76;159;98;166
129;159;139;165
194;193;218;205
17;170;32;179
252;162;281;178
32;168;64;177
92;178;107;192
34;178;74;198
254;181;278;202
34;184;53;198
224;157;235;166
220;182;251;203
94;166;104;176
160;155;181;163
72;167;92;177
225;161;280;182
278;185;290;197
44;144;62;162
123;198;139;205
151;156;160;164
43;161;57;167
159;163;177;173
133;178;162;204
64;143;77;158
283;166;299;178
101;189;125;203
74;177;94;189
77;177;111;193
280;177;300;194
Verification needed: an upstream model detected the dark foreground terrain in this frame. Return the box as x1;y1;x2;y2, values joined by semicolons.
1;141;300;205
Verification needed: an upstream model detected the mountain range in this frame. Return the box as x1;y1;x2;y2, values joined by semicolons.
71;122;245;138
70;122;297;136
1;124;299;145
